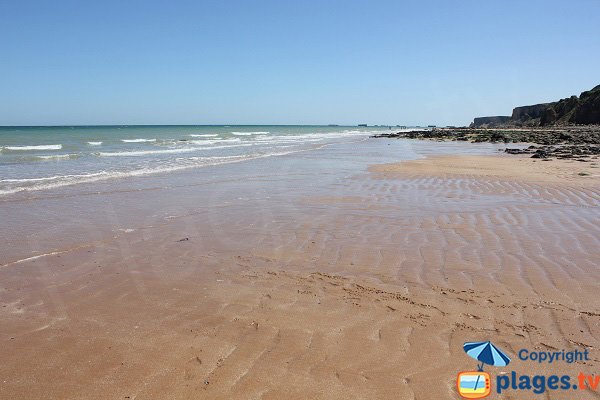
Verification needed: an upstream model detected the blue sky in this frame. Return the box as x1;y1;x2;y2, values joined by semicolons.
1;0;599;126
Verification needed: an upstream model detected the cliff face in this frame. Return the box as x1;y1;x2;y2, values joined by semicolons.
511;103;550;125
471;85;600;127
572;85;600;124
472;116;511;128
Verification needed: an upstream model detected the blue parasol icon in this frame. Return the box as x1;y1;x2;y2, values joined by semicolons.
463;341;511;393
463;341;511;371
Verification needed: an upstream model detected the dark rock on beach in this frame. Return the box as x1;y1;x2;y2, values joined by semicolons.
372;126;600;160
502;143;600;160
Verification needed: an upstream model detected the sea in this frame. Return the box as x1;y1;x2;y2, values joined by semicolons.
0;125;398;196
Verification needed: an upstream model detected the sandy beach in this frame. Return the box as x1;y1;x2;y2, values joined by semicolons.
370;153;599;185
1;140;599;399
3;1;600;398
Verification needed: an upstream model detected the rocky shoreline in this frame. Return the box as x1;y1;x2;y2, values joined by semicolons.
372;126;600;161
471;84;600;127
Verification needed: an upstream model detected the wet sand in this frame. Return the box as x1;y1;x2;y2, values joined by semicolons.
370;154;600;185
1;142;599;399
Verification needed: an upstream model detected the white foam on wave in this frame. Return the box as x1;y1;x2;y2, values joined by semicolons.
189;138;241;145
198;143;254;150
188;140;219;146
1;174;88;183
189;134;218;138
36;154;78;160
231;131;269;136
2;144;63;151
99;148;199;157
87;141;103;146
121;138;156;143
252;130;372;144
0;145;326;196
99;140;249;157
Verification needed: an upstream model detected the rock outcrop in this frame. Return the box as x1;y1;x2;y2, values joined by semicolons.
511;103;550;125
472;116;511;128
572;86;600;124
471;85;600;127
372;126;600;160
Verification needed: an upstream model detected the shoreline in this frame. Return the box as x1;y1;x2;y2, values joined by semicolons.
1;139;599;399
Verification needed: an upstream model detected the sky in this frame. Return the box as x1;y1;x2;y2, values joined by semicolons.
1;0;599;126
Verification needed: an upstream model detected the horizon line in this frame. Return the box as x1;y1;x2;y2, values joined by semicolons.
0;123;433;128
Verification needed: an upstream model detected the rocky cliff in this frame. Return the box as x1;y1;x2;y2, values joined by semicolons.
511;103;550;125
471;85;600;127
471;116;511;128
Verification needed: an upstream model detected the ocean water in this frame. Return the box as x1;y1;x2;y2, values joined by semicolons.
0;125;397;196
